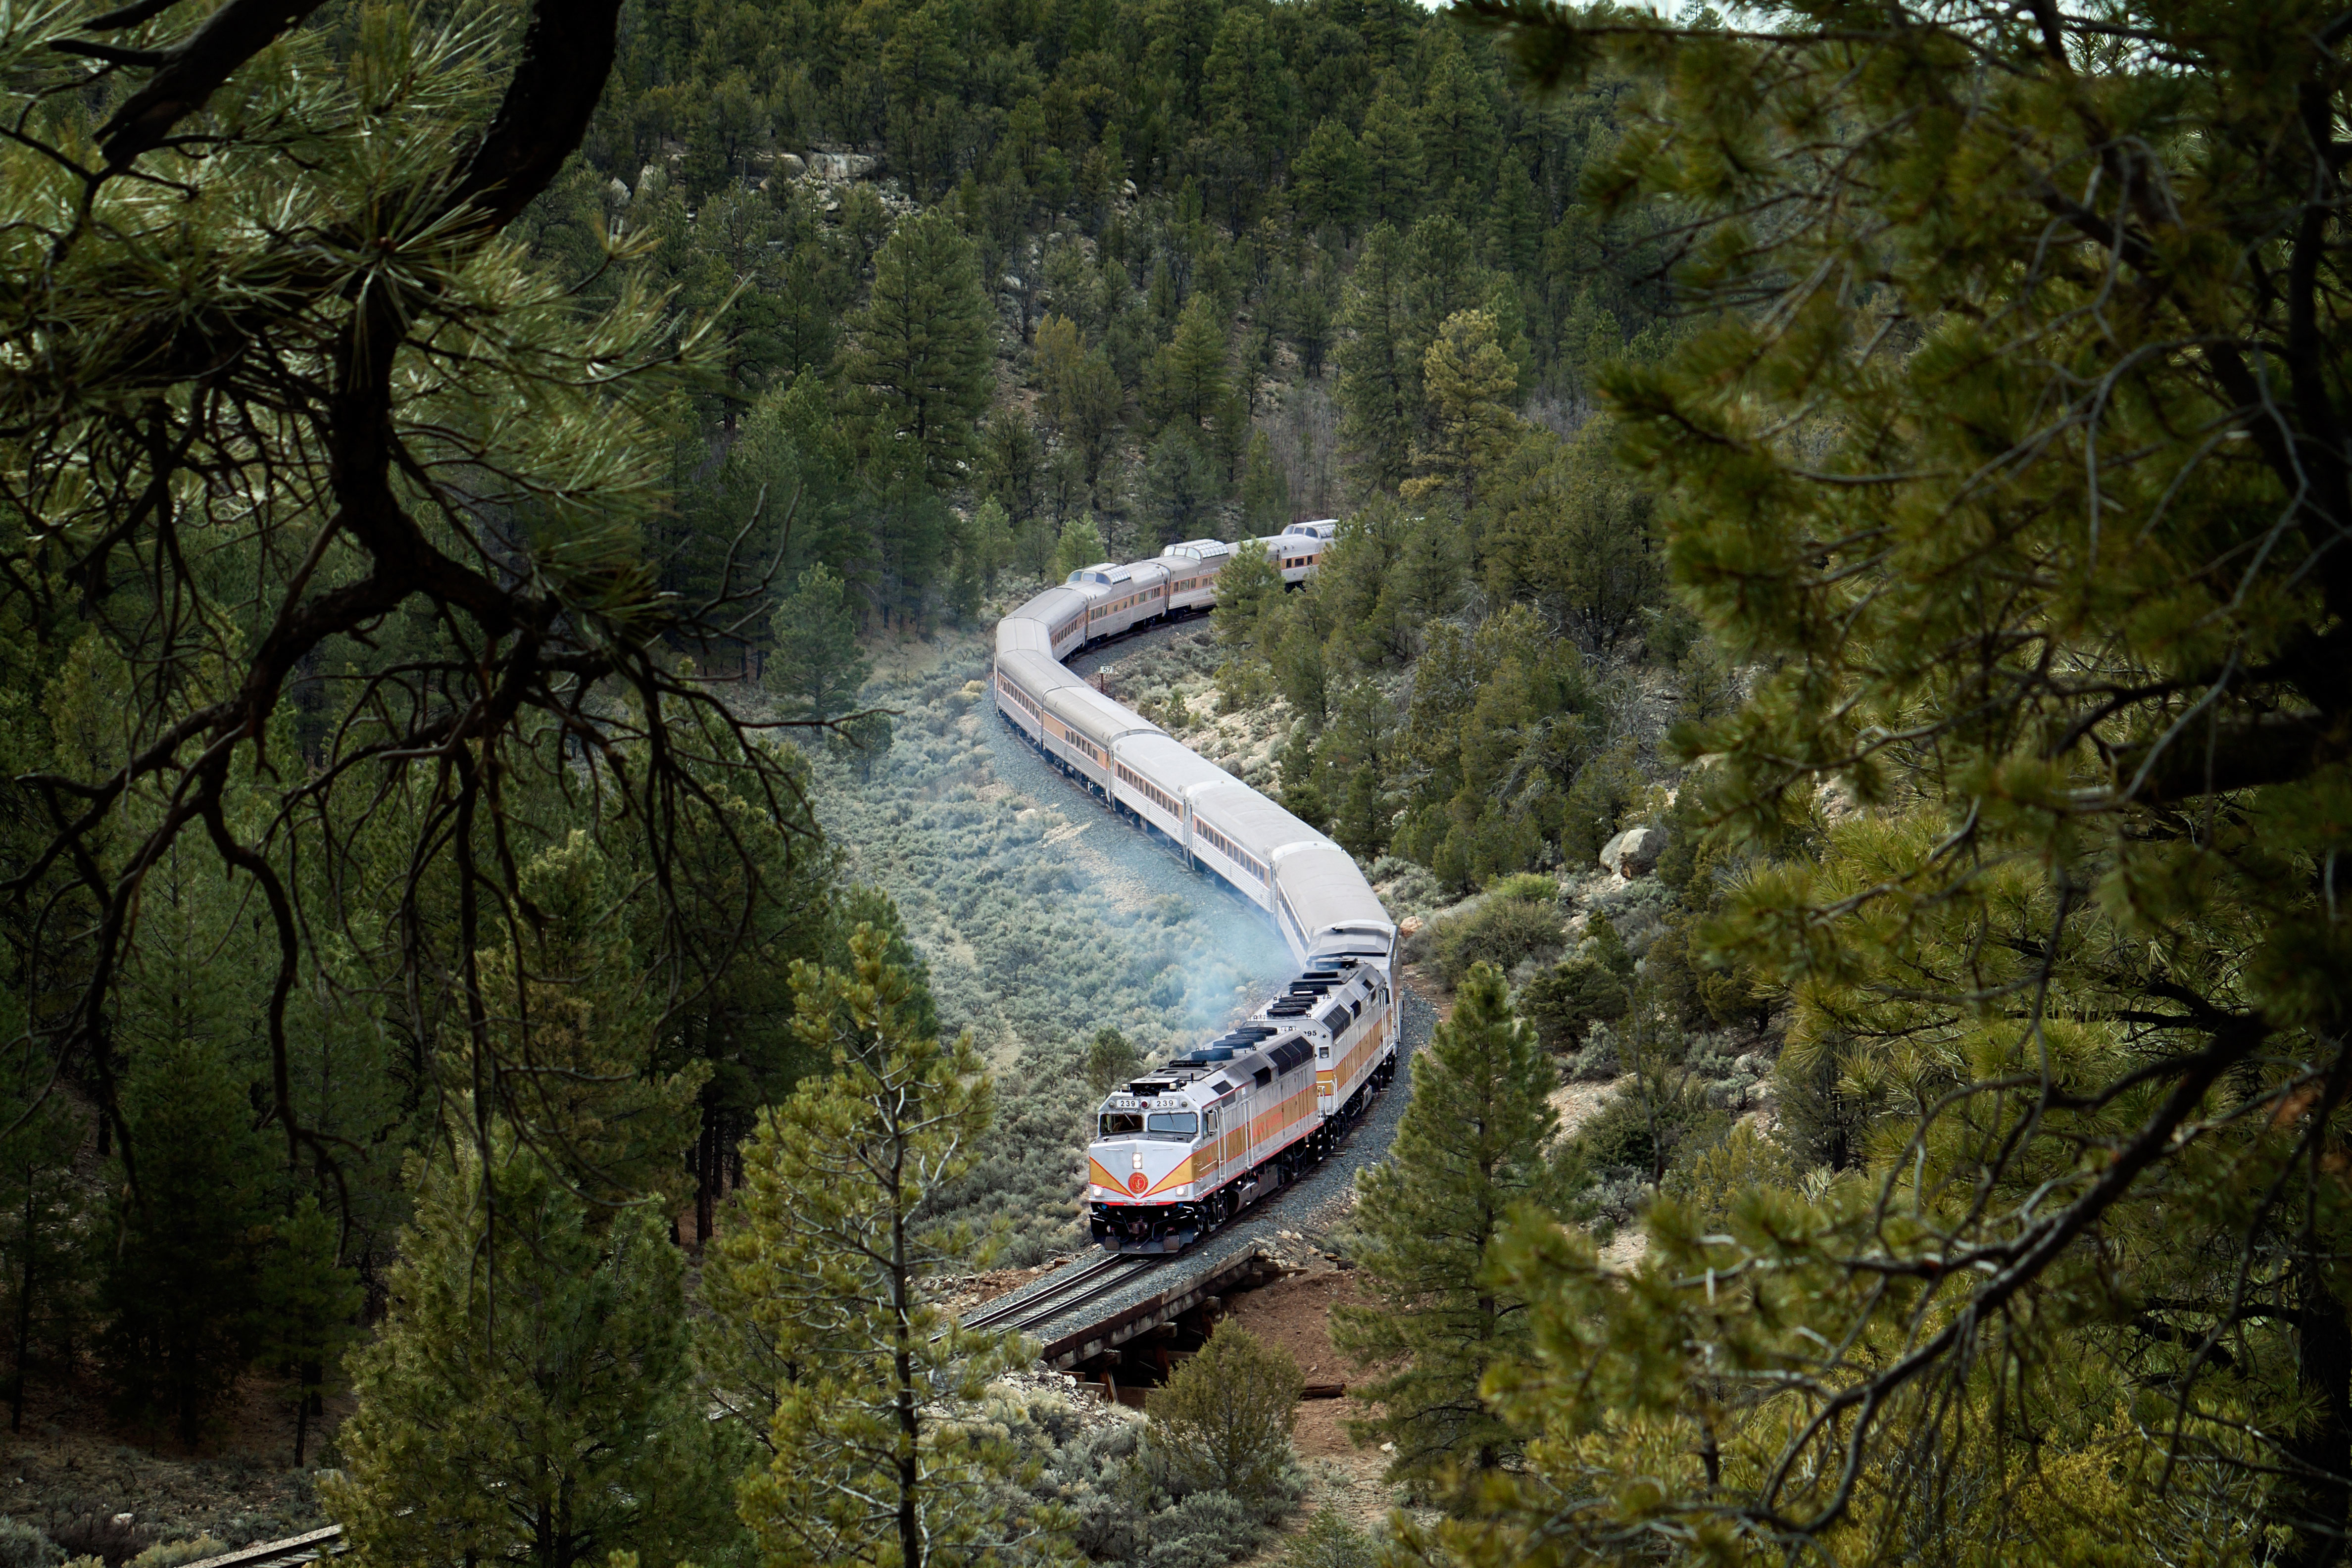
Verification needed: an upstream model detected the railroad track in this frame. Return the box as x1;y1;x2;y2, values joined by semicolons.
185;1526;344;1568
962;1252;1158;1333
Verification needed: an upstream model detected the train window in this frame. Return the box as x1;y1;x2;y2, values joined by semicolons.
1144;1111;1197;1139
1099;1112;1144;1138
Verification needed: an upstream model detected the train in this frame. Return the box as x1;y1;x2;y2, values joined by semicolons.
991;522;1401;1255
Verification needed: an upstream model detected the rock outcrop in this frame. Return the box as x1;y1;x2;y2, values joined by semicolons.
1599;825;1666;880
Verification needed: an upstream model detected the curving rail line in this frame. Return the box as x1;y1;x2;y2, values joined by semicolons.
961;1253;1161;1333
991;529;1396;971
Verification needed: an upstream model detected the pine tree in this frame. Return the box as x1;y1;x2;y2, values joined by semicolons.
1155;293;1231;434
1049;514;1107;581
1403;215;1489;345
328;1143;738;1568
1476;419;1659;649
968;498;1014;596
768;564;871;727
841;210;994;493
1357;76;1425;229
1288;118;1367;239
1333;225;1417;491
255;1198;363;1468
1083;1029;1141;1098
1144;428;1218;545
714;927;1034;1568
1453;3;2352;1560
1415;39;1500;221
475;833;705;1212
1147;1324;1301;1503
978;409;1044;526
1332;962;1560;1487
1030;318;1127;494
0;1057;89;1436
1403;309;1521;508
1210;539;1283;659
1032;314;1087;438
101;1036;272;1449
1483;155;1543;276
1240;430;1292;533
1203;7;1297;181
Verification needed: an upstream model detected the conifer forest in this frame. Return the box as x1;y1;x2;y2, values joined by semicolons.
0;0;2347;1565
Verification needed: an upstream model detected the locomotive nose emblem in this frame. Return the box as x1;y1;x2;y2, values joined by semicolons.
1127;1172;1149;1194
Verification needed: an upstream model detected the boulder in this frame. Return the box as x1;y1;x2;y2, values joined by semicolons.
604;176;630;206
805;150;878;182
773;152;807;181
1599;825;1666;879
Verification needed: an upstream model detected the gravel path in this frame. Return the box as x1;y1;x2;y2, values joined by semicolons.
983;984;1436;1340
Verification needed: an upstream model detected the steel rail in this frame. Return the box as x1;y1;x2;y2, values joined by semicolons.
961;1253;1158;1332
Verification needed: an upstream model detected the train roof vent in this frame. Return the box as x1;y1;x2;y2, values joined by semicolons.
1253;1067;1273;1087
1270;1038;1315;1074
1209;1078;1234;1095
1127;1080;1170;1095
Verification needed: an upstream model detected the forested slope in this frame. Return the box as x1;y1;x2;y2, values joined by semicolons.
13;0;2341;1566
0;0;1698;1533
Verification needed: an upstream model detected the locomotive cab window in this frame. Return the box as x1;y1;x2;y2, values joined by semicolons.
1144;1111;1197;1140
1099;1111;1144;1138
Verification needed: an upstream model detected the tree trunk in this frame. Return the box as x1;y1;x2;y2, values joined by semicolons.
2284;1254;2352;1568
695;1108;717;1245
292;1357;317;1466
11;1174;33;1434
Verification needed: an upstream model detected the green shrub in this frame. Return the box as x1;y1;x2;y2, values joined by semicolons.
0;1520;62;1568
1142;1492;1264;1568
1519;957;1629;1053
1431;896;1565;986
126;1541;225;1568
1485;872;1557;903
1273;1507;1380;1568
1149;1324;1301;1504
1568;1074;1726;1185
46;1516;149;1568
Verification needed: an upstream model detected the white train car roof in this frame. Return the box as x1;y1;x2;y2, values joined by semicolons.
1068;559;1170;588
1192;781;1321;859
1115;733;1234;796
1002;586;1089;641
994;647;1085;699
1044;684;1163;750
1283;520;1341;540
996;544;1393;969
1274;843;1397;956
996;615;1054;656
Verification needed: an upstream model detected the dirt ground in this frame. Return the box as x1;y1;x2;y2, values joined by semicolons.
1220;1268;1420;1553
933;1259;1070;1318
0;1366;340;1552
